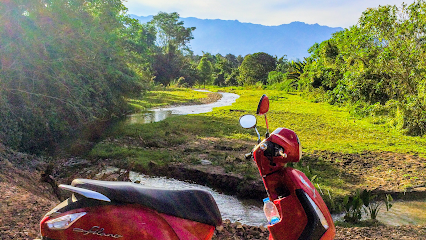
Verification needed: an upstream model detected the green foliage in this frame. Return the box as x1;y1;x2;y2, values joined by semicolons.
238;52;277;85
360;190;393;220
287;59;308;82
266;71;298;92
276;56;291;73
343;189;393;223
300;1;426;135
149;12;195;52
267;71;286;84
197;56;213;87
343;190;364;223
213;54;242;86
0;0;144;152
148;12;198;86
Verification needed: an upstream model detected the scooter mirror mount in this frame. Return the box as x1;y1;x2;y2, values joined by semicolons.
239;115;261;143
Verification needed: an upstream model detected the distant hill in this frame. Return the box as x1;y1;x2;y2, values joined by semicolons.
131;15;343;60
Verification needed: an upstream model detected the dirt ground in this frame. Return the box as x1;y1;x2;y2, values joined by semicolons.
304;150;426;194
1;144;426;239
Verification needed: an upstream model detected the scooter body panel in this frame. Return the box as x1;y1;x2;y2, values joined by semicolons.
267;194;308;240
262;168;335;240
40;204;214;240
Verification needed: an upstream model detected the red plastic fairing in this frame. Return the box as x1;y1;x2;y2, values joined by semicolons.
253;142;286;177
259;168;335;240
160;213;216;240
269;128;301;163
41;204;180;240
267;194;308;239
287;168;335;236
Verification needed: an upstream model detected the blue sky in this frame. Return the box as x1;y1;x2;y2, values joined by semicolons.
124;0;416;28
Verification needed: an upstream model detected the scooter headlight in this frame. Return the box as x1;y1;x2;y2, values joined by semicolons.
46;212;86;230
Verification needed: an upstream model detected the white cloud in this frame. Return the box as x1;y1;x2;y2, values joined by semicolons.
124;0;417;28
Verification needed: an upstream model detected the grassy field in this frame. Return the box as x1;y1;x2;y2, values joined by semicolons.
89;86;426;202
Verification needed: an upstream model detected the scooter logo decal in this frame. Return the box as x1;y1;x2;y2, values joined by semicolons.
73;226;123;238
299;174;316;198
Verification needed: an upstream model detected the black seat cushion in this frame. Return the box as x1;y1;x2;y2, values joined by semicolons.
71;179;222;226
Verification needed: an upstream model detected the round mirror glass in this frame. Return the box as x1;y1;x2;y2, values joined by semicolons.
239;114;257;129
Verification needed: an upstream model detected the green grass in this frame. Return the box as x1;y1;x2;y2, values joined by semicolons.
214;88;426;155
89;143;173;167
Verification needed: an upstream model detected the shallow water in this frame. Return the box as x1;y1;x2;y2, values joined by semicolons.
377;200;426;225
127;91;240;124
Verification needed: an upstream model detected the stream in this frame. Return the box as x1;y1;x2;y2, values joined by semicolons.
121;90;426;226
126;91;239;124
377;200;426;225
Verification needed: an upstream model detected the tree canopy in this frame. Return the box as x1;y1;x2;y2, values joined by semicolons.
197;56;213;88
238;52;277;85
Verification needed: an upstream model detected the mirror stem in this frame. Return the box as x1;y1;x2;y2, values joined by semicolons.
264;114;270;138
255;127;261;143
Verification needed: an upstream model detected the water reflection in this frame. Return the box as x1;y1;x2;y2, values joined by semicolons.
127;110;173;124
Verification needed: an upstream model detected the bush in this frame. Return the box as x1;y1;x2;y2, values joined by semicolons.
0;0;143;153
398;97;426;136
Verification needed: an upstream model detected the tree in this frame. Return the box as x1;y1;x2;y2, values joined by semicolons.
149;12;196;52
197;56;213;88
238;52;277;85
149;12;197;85
276;55;291;73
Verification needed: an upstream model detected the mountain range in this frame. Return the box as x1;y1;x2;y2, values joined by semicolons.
131;15;343;60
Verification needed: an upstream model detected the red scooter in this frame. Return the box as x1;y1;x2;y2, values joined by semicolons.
239;94;335;240
39;179;222;239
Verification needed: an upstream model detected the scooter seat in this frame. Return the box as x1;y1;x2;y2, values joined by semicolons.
71;179;222;226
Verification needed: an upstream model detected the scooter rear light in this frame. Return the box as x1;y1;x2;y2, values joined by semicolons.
304;192;329;230
46;212;86;230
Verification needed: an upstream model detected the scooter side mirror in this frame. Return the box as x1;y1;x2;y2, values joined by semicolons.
256;95;269;115
239;114;257;129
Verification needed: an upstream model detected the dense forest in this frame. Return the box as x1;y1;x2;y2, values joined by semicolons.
1;0;426;154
